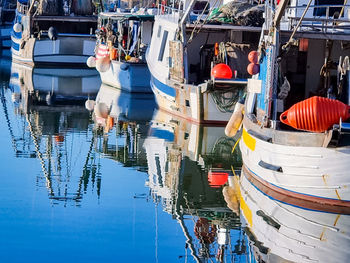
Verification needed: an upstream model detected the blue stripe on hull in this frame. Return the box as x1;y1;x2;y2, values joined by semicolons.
150;74;176;97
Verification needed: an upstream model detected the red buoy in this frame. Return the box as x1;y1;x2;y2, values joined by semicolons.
248;51;259;64
247;63;259;75
208;171;229;188
280;96;350;132
211;63;232;79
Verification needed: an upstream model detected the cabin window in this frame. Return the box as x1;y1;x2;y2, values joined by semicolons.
158;30;168;61
157;25;162;38
193;1;210;14
313;0;343;17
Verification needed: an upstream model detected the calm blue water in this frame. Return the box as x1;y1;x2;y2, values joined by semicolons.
2;50;349;263
0;51;249;263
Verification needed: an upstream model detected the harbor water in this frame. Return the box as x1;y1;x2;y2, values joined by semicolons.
0;50;349;263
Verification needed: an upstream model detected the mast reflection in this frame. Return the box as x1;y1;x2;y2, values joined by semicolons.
7;61;101;205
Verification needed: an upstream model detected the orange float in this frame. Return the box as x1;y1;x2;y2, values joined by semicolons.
248;51;259;64
280;96;350;132
247;63;259;75
211;63;232;79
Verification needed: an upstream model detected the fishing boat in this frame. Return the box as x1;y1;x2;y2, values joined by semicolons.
10;61;100;106
227;0;350;213
224;174;350;262
87;11;154;92
146;0;264;124
11;0;97;66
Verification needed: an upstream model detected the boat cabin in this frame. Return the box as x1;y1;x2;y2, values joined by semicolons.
97;11;154;62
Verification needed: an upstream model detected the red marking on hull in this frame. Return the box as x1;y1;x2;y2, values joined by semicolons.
242;165;350;214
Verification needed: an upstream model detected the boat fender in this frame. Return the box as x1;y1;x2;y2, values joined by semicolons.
86;56;96;68
13;23;22;33
94;102;109;119
211;63;232;79
95;57;111;72
280;96;350;132
248;51;259;64
120;64;129;71
247;63;259;75
85;99;95;111
48;27;58;41
46;93;55;106
225;100;245;137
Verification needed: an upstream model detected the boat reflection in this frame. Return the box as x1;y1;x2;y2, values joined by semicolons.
5;62;102;205
144;110;247;262
10;62;101;108
92;84;156;168
224;172;350;263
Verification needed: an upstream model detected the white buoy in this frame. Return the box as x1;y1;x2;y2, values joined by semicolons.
95;57;110;72
224;101;244;137
86;56;96;68
94;102;109;118
85;99;95;111
13;23;22;33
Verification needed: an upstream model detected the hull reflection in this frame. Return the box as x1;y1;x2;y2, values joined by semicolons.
232;172;350;263
10;62;101;107
92;84;156;168
144;110;246;262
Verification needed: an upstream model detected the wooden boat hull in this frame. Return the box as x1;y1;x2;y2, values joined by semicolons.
239;118;350;213
150;74;234;125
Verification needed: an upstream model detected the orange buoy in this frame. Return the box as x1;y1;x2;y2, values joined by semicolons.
280;96;350;132
110;48;117;60
247;63;259;75
211;63;232;79
54;135;64;143
248;51;259;64
208;171;229;188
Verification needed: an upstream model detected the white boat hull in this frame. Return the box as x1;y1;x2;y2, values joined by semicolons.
239;119;350;213
99;60;151;93
11;36;96;66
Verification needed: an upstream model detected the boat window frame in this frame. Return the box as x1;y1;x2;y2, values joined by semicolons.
157;25;162;38
158;30;168;61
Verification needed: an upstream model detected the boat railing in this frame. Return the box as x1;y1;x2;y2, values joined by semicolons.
16;2;28;14
157;4;183;21
282;3;350;33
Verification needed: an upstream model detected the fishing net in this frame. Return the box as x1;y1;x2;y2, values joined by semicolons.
208;2;264;27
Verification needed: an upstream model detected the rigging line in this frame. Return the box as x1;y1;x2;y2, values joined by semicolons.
282;0;313;50
75;128;96;200
26;113;55;197
0;88;18;153
174;160;201;263
183;194;215;263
